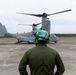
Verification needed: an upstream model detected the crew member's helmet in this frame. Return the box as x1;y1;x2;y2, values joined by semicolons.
35;30;49;44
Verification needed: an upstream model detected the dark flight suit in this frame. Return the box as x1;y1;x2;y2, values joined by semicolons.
19;44;65;75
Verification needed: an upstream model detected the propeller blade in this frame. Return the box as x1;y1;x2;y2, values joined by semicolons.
17;9;72;17
18;24;30;25
17;13;42;17
18;24;34;26
18;23;41;26
48;9;72;16
35;23;41;25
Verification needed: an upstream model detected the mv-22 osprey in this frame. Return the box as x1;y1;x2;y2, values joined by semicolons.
4;9;71;44
18;9;71;43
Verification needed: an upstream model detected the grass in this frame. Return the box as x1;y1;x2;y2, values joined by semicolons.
0;37;14;39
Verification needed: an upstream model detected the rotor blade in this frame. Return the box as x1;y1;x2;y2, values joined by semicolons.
48;9;72;16
18;24;30;25
36;23;41;25
17;13;42;17
18;24;33;26
18;23;41;26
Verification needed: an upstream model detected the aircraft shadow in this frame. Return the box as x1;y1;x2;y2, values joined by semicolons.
0;42;35;45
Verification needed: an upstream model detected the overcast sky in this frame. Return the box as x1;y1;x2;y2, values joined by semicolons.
0;0;76;33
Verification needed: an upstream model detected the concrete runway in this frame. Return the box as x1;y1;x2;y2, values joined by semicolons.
0;37;76;75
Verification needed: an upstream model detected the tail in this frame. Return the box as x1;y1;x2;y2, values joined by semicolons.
0;22;7;36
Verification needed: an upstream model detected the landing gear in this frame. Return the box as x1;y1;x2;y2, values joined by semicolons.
15;39;22;44
55;41;57;43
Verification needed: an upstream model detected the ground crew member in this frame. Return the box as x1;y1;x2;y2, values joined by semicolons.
18;30;65;75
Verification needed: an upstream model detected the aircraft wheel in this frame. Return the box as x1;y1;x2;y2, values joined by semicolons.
55;41;58;43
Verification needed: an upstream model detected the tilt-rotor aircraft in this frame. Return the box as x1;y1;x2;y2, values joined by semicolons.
1;9;71;44
18;9;71;43
0;21;40;44
5;23;40;44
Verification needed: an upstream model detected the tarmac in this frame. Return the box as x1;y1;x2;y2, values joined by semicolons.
0;37;76;75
